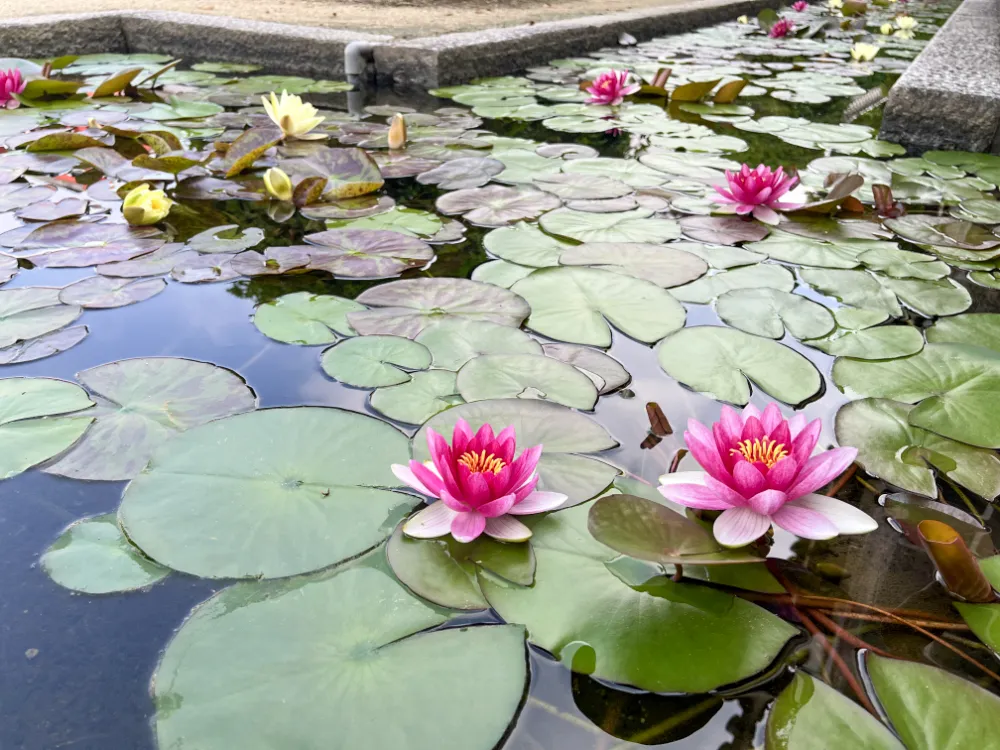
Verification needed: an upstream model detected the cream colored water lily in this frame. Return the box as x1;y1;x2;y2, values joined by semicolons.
894;15;917;37
851;42;880;61
262;90;325;140
737;14;749;23
263;167;293;201
122;184;172;226
827;0;843;8
880;22;894;34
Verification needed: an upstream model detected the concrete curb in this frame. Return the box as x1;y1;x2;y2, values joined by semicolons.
879;0;1000;153
0;1;769;87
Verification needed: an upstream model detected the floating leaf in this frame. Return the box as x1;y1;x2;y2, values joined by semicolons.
0;287;81;347
325;205;442;238
253;292;362;345
482;222;571;267
657;326;822;406
282;147;384;199
0;325;88;365
415;157;504;189
41;514;170;594
415;318;541;370
304;229;433;278
799;268;971;318
532;173;633;200
436;185;560;227
679;215;770;244
926;313;1000;354
456;353;598;409
186;225;264;254
541;343;630;394
370;370;464;425
540;207;681;243
671;263;795;304
120;408;413;578
321;335;431;387
222;126;283;177
96;244;196;278
58;276;166;309
885;215;1000;251
715;288;835;340
350;278;529;338
512;266;686;346
954;557;1000;653
559;242;708;288
45;358;256;481
230;247;311;276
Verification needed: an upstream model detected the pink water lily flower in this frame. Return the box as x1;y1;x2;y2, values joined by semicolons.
769;18;796;37
658;403;877;548
0;69;25;109
585;70;640;106
394;419;568;543
792;1;809;10
714;163;802;224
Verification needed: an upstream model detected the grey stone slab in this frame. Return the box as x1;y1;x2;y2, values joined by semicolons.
122;12;391;78
881;0;1000;152
374;0;785;88
0;12;127;58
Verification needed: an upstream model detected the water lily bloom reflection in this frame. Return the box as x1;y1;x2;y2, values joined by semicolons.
0;68;25;109
714;163;802;224
263;167;293;201
792;1;808;10
585;70;640;106
122;184;173;226
659;404;877;547
768;18;796;37
851;42;881;61
894;15;917;37
394;419;568;543
262;90;325;140
737;14;750;23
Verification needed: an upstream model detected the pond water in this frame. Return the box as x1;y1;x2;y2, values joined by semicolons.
2;2;1000;748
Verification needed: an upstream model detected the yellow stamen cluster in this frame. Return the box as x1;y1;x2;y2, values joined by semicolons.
731;438;789;468
457;450;506;475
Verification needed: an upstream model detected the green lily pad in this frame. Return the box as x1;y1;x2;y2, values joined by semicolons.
119;408;414;578
807;324;925;360
672;240;767;269
44;358;257;481
186;225;264;254
832;343;1000;448
540;208;681;244
657;326;822;406
253;292;363;345
350;278;530;338
41;513;170;594
415;318;541;370
304;229;434;278
321;335;431;388
0;325;88;365
541;343;630;394
152;561;528;749
670;264;795;304
954;556;1000;653
884;215;1000;251
767;672;905;750
480;502;797;692
715;288;835;340
559;242;708;288
836;398;1000;500
926;313;1000;354
0;287;82;347
950;199;1000;224
415;399;619;505
745;231;867;269
799;268;971;318
370;370;464;425
561;157;670;188
511;267;686;347
866;654;1000;750
471;259;536;288
0;377;93;479
482;221;572;268
436;185;561;227
456;353;598;409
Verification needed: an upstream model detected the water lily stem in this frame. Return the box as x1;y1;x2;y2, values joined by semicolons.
526;696;605;737
796;606;879;715
809;609;894;658
672;564;684;582
608;696;721;749
809;608;970;631
942;476;985;527
668;449;688;474
854;476;880;494
823;463;857;497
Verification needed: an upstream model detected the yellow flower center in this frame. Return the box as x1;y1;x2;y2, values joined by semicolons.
457;450;506;475
731;438;789;469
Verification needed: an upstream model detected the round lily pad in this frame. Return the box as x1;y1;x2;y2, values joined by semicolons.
0;325;88;365
657;326;822;406
414;318;541;370
44;357;257;481
0;377;94;479
540;207;681;244
321;335;431;388
806;325;925;360
304;229;434;279
58;276;166;309
456;353;599;409
0;287;82;347
415;157;505;190
512;267;686;347
559;242;708;288
152;561;528;749
532;173;633;200
253;292;363;345
436;185;561;227
541;343;630;394
715;288;835;340
670;264;795;304
119;408;414;578
370;370;464;425
926;313;1000;354
482;222;571;268
41;513;170;594
679;215;770;245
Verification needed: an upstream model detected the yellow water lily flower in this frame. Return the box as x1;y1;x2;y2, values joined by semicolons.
387;113;407;150
262;90;325;140
851;42;881;60
894;14;917;37
827;0;843;8
737;15;749;23
263;167;293;202
122;184;172;226
880;22;894;34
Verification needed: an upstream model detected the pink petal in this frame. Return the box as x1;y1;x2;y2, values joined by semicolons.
410;460;446;496
403;502;458;538
391;463;436;497
753;205;780;224
659;482;736;510
771;503;838;540
747;488;787;516
451;511;487;543
787;412;808;438
733;460;766;496
713;507;772;547
512;473;539;502
477;493;518;518
741;404;761;424
452;419;474;456
685;419;734;487
786;447;857;499
791;418;821;464
765;456;798;491
457;468;493;508
509;490;567;515
786;494;878;535
440;488;471;512
761;403;784;434
484;515;533;542
741;416;765;442
494;426;517;463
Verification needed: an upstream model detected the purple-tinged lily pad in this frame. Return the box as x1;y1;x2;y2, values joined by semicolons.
17;198;89;222
170;253;240;283
185;225;264;254
436;185;561;227
230;247;312;276
59;276;167;308
0;325;88;365
96;243;197;278
372;152;443;178
304;229;434;279
679;214;771;244
31;239;165;268
0;185;57;212
299;195;395;221
75;147;173;182
416;157;505;190
282;147;384;199
0;287;82;347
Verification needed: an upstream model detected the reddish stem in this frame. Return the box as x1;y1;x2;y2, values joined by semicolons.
809;609;894;658
796;607;879;715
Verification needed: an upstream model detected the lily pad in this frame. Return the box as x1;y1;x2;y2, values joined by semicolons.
540;207;681;244
253;291;363;345
511;266;686;347
321;335;431;387
58;276;166;309
304;229;434;278
832;343;1000;448
679;214;771;245
370;370;464;425
119;408;414;578
799;268;972;318
436;185;561;227
152;561;528;749
541;343;630;394
415;399;619;505
884;215;1000;251
657;326;822;406
559;242;708;288
44;357;257;481
954;557;1000;653
715;288;835;339
325;206;443;238
415;157;504;189
926;313;1000;354
0;377;94;479
0;325;88;365
532;173;633;200
281;147;385;199
835;398;1000;500
670;263;795;304
414;318;541;370
41;514;170;594
866;654;1000;750
186;225;264;254
0;287;82;347
480;502;797;692
349;278;530;338
456;353;598;409
482;222;571;268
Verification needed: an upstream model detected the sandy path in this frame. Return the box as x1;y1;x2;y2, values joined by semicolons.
3;0;690;38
